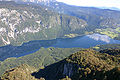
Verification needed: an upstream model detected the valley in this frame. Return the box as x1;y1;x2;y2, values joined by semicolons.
0;0;120;80
0;33;120;61
1;48;120;80
0;1;120;47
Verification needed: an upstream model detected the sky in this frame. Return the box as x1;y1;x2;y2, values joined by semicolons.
56;0;120;9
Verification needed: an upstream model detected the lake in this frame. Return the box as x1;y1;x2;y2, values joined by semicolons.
0;33;120;61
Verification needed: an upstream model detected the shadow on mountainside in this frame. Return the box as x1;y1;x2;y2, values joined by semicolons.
31;60;66;80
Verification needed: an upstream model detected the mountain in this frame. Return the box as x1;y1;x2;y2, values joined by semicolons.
0;0;56;3
1;49;120;80
1;1;120;80
0;47;81;77
47;2;120;40
0;64;44;80
99;7;120;11
0;1;88;46
31;49;120;80
0;1;120;47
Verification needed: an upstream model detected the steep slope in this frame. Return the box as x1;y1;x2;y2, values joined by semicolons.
49;2;120;28
0;1;87;46
48;2;120;39
1;49;120;80
0;47;81;77
32;49;120;80
15;0;120;40
0;1;120;47
0;64;45;80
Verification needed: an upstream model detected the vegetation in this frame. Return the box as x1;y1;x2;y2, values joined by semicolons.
116;27;120;33
60;76;72;80
0;40;57;61
64;34;79;38
92;44;120;51
65;49;120;80
100;49;120;55
1;64;40;80
95;28;119;38
0;1;120;47
0;47;81;77
50;2;120;40
1;49;120;80
0;1;88;47
1;1;120;80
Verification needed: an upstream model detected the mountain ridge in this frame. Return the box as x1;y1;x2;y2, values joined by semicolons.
1;49;120;80
0;1;88;46
0;1;120;47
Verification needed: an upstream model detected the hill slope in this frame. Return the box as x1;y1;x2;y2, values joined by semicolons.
48;2;120;39
32;49;120;80
0;47;81;77
0;1;120;47
0;1;87;46
0;64;44;80
1;49;120;80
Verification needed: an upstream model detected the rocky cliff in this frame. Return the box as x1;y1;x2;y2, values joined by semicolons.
0;1;87;46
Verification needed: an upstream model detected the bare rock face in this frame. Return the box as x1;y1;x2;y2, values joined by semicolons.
0;7;42;45
0;1;87;46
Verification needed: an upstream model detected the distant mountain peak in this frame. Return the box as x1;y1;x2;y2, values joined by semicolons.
98;7;120;11
0;0;56;3
22;0;56;3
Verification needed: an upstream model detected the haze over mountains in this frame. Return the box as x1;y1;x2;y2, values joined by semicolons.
99;7;120;11
0;0;56;3
1;0;120;11
0;0;120;47
0;0;120;80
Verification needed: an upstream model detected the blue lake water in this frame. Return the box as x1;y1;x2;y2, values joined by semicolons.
51;34;120;48
0;33;120;60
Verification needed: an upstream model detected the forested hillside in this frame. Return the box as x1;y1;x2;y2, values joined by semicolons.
1;49;120;80
0;1;120;80
49;2;120;40
0;1;87;46
0;47;81;77
0;1;120;47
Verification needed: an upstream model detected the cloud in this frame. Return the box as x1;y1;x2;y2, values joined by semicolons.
56;0;120;9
